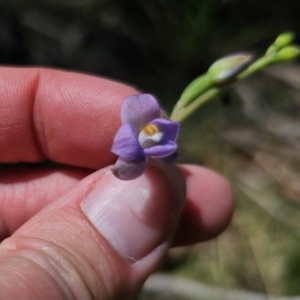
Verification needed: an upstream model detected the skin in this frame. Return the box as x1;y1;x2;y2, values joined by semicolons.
0;67;234;299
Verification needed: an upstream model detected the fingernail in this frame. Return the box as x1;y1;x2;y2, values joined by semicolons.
81;167;183;262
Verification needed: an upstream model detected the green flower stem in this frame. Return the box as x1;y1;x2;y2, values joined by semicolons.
170;32;299;123
174;74;213;112
237;55;273;79
171;88;221;122
171;56;271;122
170;56;271;122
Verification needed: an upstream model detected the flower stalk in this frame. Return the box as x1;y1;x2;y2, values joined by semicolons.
111;32;299;180
170;32;300;123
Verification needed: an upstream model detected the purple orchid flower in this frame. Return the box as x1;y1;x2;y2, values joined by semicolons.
111;94;180;180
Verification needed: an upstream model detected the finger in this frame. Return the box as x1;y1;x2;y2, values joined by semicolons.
0;165;185;299
0;67;137;168
0;167;90;240
172;165;234;246
0;165;233;247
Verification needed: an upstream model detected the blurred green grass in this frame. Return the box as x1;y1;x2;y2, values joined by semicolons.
1;0;300;298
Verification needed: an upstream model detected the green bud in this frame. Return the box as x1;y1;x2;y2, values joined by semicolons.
177;74;213;109
266;32;295;55
275;32;295;48
271;46;300;63
207;54;253;85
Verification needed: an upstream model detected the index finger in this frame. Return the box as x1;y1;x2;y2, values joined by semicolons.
0;67;137;169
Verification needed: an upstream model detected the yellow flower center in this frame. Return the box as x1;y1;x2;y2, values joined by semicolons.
142;124;159;135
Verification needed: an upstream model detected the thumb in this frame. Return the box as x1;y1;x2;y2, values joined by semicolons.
0;165;185;300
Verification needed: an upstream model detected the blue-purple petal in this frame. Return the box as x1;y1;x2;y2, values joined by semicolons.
111;124;145;161
151;119;179;144
144;141;177;158
111;157;147;180
121;94;161;130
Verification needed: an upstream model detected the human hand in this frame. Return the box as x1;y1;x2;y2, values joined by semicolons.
0;67;234;299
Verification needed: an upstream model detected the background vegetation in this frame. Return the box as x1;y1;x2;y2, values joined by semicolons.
1;0;300;298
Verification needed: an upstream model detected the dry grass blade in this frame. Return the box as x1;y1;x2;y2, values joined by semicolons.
142;273;300;300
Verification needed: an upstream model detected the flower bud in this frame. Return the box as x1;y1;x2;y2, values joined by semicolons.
207;54;253;85
266;32;295;55
177;74;213;108
271;46;300;63
275;32;295;48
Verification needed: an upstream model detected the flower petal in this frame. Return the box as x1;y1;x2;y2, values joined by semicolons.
111;124;145;161
111;157;147;180
121;94;161;130
151;119;179;144
144;141;177;158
